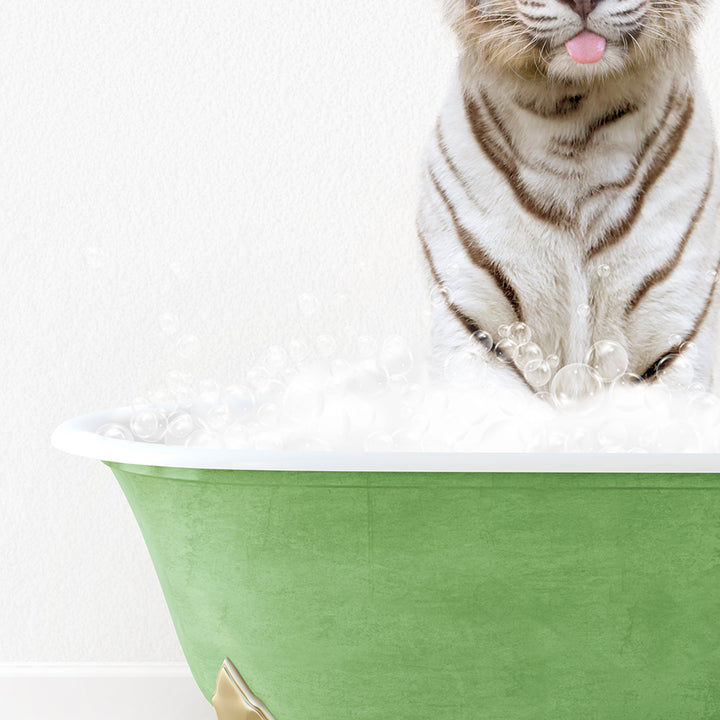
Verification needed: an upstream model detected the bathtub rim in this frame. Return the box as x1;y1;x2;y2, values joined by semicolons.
51;405;720;473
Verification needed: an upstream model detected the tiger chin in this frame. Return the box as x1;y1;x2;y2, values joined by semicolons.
417;0;720;398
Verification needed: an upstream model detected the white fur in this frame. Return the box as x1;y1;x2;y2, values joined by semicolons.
418;1;720;394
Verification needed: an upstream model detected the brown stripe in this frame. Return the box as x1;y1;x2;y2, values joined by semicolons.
515;93;584;118
480;89;521;159
465;92;570;226
436;119;567;210
609;6;644;17
640;258;720;382
516;10;561;23
417;227;534;391
427;166;525;322
451;105;572;181
626;158;715;315
578;86;678;203
587;93;694;261
552;102;638;155
434;122;478;209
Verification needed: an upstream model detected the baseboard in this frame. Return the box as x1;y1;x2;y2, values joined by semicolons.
0;663;216;720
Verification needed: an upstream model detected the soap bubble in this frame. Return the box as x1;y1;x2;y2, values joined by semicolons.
497;324;511;338
577;303;591;318
550;364;603;412
679;340;697;358
104;326;720;454
509;322;532;345
495;338;518;362
596;264;611;278
471;330;493;349
130;408;165;442
97;423;133;441
516;342;542;370
656;354;694;390
204;403;232;433
524;359;551;388
223;384;255;421
196;378;220;405
585;341;629;382
430;285;450;308
379;335;414;378
165;412;195;442
288;338;311;364
546;354;560;369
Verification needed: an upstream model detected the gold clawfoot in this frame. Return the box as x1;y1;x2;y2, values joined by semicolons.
212;658;276;720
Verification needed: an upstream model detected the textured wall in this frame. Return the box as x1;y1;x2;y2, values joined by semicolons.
1;1;719;662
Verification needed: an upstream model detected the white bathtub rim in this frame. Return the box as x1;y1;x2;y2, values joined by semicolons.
50;406;720;473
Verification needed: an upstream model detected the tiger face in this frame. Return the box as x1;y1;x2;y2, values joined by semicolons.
446;0;706;83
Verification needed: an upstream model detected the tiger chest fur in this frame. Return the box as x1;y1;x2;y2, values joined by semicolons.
418;0;720;394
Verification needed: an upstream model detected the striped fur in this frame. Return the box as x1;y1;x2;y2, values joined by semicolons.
417;0;720;393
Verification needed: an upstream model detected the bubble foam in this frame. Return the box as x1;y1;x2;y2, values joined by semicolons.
96;332;720;454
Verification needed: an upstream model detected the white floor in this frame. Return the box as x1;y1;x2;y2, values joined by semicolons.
0;665;216;720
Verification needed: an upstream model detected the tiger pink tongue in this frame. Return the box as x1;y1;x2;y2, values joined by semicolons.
565;30;606;64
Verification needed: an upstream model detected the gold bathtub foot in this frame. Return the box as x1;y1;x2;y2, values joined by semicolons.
212;658;276;720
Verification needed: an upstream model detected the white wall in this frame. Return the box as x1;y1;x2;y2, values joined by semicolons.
1;0;720;668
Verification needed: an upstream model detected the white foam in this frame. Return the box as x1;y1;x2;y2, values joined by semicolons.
95;334;720;453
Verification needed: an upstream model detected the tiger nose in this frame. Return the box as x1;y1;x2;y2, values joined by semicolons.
558;0;601;20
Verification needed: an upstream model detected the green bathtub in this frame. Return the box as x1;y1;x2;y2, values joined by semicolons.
53;408;720;719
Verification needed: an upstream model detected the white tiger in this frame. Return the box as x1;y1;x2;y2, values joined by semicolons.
417;0;720;396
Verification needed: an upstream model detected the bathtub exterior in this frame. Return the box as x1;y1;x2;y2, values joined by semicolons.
107;462;720;720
